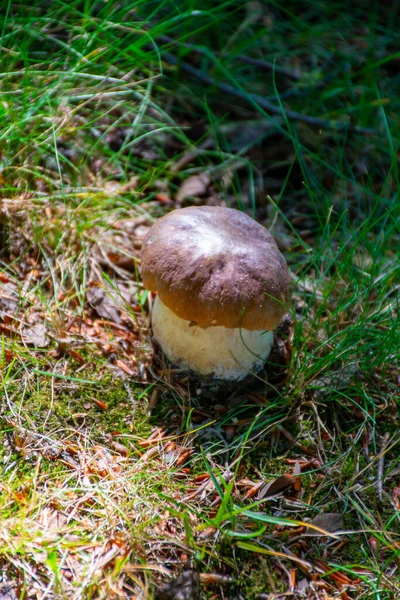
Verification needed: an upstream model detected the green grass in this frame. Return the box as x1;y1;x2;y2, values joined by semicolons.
1;1;399;598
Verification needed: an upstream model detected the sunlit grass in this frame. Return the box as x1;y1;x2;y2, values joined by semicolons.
0;0;399;598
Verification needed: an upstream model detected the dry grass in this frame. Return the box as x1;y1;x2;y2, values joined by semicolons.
1;1;399;599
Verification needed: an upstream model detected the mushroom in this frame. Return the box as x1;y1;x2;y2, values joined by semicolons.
141;206;291;382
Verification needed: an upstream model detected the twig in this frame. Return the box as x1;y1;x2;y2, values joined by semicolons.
377;432;390;502
233;54;300;80
157;33;300;80
161;50;375;135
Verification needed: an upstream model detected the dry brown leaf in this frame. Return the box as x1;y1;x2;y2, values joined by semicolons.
0;280;19;313
87;286;121;324
176;172;210;202
304;513;344;536
22;323;49;347
257;474;297;499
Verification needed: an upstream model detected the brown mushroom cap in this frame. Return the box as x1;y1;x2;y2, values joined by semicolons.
141;206;291;330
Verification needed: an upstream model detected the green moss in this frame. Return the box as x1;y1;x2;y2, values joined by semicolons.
340;456;357;479
258;457;288;478
236;556;286;598
4;364;152;442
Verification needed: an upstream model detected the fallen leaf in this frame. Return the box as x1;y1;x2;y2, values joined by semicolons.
257;474;297;499
304;513;344;536
176;172;210;202
0;280;19;313
22;323;49;347
87;286;121;324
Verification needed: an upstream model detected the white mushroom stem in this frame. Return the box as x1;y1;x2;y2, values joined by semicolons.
151;296;274;380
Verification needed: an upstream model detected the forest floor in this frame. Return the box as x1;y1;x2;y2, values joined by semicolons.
0;1;399;599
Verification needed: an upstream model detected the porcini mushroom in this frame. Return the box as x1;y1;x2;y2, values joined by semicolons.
141;206;290;381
